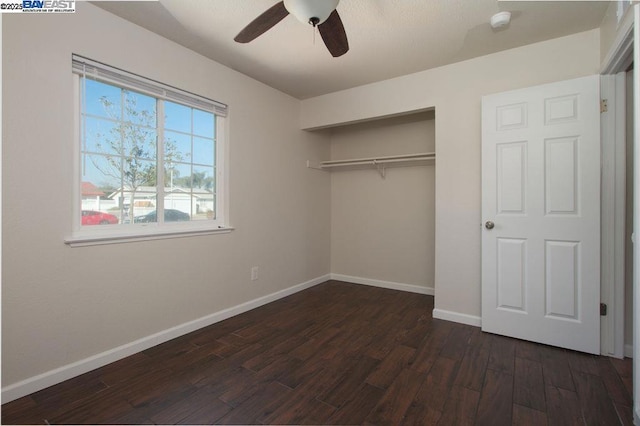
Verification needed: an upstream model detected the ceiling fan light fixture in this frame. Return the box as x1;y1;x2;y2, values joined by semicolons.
234;0;349;57
283;0;339;26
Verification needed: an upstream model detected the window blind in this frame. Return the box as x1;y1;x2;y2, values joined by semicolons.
72;54;228;117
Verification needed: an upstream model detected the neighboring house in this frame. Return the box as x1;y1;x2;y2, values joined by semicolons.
81;181;104;200
80;181;116;212
108;185;215;217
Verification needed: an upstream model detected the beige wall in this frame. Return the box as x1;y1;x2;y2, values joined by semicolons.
600;2;619;65
329;113;435;289
301;30;601;320
2;3;331;387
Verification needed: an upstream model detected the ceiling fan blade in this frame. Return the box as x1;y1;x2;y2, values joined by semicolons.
318;10;349;57
234;1;289;43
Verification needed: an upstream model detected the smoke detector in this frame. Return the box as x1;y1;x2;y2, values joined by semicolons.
490;11;511;29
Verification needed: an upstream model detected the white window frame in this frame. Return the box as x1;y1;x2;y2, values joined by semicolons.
66;56;232;247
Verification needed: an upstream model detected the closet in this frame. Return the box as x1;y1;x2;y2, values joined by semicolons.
310;111;436;293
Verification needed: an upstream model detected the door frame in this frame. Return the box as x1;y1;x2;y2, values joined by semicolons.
632;5;639;424
600;74;627;359
600;2;639;423
600;4;635;359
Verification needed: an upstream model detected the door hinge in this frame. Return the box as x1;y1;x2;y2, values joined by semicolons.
600;303;607;316
600;99;608;113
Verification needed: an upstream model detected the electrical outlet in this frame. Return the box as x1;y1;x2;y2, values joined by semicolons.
251;266;259;281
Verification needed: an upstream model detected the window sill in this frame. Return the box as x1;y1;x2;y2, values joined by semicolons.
65;226;235;247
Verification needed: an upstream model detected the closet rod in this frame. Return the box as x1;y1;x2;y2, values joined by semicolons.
320;156;434;169
320;152;435;167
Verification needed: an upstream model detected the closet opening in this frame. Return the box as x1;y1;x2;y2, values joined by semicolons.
325;110;436;297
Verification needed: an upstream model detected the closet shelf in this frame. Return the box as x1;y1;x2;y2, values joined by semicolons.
307;152;435;178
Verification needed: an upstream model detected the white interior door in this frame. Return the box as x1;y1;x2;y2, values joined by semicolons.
481;75;601;354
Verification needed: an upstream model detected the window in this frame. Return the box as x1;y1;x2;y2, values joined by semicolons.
69;56;229;245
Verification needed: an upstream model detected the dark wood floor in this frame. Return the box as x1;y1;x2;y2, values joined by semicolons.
2;280;634;425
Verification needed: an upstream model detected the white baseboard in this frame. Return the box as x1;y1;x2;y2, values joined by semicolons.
432;308;482;327
1;274;330;404
330;274;434;295
624;343;634;358
330;275;482;329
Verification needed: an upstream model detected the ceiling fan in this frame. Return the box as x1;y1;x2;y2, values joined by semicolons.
234;0;349;57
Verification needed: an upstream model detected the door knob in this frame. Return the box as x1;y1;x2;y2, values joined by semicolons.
485;221;495;230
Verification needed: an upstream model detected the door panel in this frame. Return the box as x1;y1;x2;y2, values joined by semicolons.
545;240;579;320
497;238;526;311
545;137;578;214
497;142;527;214
482;75;600;354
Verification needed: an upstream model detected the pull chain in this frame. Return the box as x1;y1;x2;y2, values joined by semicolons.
309;17;320;46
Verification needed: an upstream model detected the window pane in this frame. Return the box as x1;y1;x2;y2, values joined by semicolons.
193;109;214;137
166;162;191;189
164;101;191;133
192;166;215;191
165;161;192;219
165;131;191;162
122;125;156;161
130;188;158;224
85;79;121;119
82;154;120;189
124;159;156;188
82;153;157;223
81;155;122;226
80;208;120;226
124;90;156;128
193;137;214;167
193;166;215;221
162;207;191;222
163;200;192;220
85;117;119;155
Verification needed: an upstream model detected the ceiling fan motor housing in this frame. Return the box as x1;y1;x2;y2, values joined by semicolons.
283;0;339;26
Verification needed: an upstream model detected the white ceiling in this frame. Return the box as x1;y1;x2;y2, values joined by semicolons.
93;0;610;100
